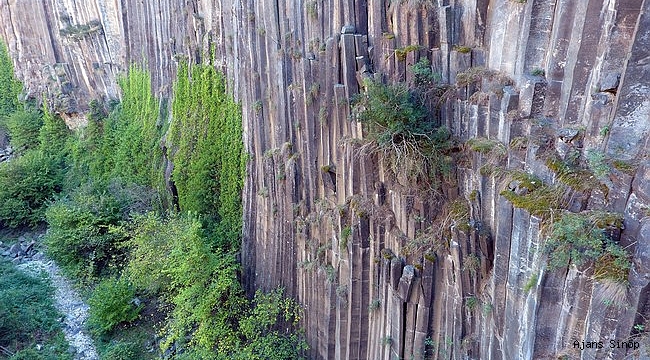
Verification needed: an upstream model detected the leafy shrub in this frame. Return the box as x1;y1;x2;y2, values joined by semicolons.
169;62;245;249
44;181;154;280
122;214;307;358
0;150;63;228
0;259;71;359
0;41;22;118
351;78;453;189
544;211;629;280
38;106;71;161
62;69;164;195
99;341;140;360
122;213;245;352
545;212;603;269
233;288;308;360
108;68;164;187
3;110;43;152
88;277;142;335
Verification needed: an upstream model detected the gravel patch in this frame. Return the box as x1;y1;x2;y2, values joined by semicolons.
18;258;99;360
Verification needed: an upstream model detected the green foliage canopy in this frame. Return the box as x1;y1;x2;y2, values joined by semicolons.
0;41;22;118
169;62;245;249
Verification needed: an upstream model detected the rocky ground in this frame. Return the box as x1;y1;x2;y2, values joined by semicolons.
0;236;98;360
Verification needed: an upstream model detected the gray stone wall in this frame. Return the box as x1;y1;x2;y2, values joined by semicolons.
1;0;650;359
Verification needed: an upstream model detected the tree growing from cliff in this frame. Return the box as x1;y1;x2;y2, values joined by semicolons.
351;77;452;190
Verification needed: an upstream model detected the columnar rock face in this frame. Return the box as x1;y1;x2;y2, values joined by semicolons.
2;0;650;359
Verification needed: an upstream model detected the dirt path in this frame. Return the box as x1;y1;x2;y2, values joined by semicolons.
18;258;99;360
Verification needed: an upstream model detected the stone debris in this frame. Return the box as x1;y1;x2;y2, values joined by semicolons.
2;239;98;360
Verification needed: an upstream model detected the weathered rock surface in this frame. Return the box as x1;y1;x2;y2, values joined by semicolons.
2;0;650;359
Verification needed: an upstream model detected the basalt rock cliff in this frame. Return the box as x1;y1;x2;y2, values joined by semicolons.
2;0;650;359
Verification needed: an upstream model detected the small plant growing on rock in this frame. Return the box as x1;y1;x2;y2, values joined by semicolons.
351;78;453;190
500;171;567;219
611;159;636;174
393;45;423;61
482;302;493;316
453;45;472;54
368;298;381;312
410;58;441;88
523;272;538;293
599;125;610;137
466;137;507;161
544;211;629;282
340;226;352;250
465;296;479;310
530;68;545;77
463;253;480;275
586;149;610;179
305;0;318;19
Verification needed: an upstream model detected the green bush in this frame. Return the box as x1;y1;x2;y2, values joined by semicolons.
544;211;629;280
122;213;244;353
0;150;63;228
121;214;307;358
65;68;164;192
3;110;43;152
44;181;155;280
545;212;604;269
109;67;164;187
100;341;140;360
88;277;142;335
169;62;245;249
351;78;452;189
0;259;71;359
0;41;22;118
225;288;307;360
38;106;71;161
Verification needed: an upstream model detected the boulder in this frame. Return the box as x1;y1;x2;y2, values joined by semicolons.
8;243;23;257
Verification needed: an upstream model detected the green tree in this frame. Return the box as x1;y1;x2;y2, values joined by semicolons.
169;62;245;249
4;110;43;152
0;150;63;228
0;41;22;118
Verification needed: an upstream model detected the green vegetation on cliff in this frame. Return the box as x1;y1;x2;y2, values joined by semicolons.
0;43;304;359
169;62;245;249
351;77;453;190
0;41;22;118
